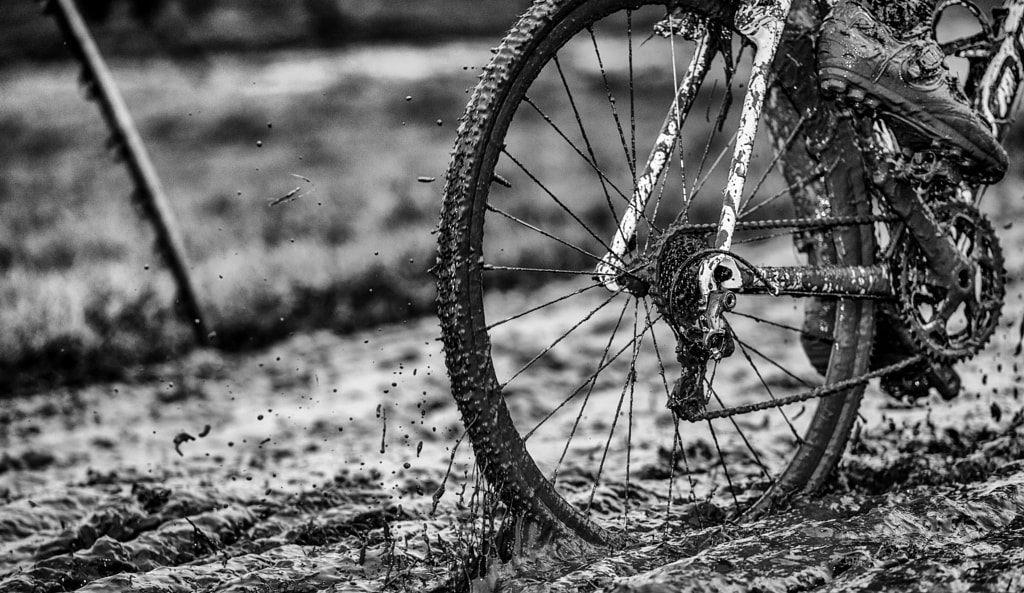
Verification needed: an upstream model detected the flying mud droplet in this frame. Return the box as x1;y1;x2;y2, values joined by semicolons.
417;176;436;183
197;424;211;438
173;432;195;456
416;441;423;457
268;187;301;207
1015;313;1024;357
991;402;1002;423
268;174;315;207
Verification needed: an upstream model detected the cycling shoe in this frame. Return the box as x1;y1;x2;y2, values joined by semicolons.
818;0;1008;181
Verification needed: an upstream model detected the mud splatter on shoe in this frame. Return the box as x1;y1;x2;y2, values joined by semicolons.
817;0;1008;180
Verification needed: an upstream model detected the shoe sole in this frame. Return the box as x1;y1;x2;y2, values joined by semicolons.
819;66;1006;181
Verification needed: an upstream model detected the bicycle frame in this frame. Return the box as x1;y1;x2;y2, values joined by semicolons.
597;0;1024;304
977;0;1024;141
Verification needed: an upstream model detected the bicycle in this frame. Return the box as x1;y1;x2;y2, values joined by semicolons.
435;0;1023;548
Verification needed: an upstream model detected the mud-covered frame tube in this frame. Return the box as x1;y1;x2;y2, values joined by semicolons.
976;0;1024;141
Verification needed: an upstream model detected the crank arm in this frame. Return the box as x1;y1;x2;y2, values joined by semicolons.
698;0;792;300
873;174;975;304
596;31;713;290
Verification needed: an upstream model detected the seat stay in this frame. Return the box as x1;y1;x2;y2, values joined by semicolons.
697;0;793;300
595;31;713;290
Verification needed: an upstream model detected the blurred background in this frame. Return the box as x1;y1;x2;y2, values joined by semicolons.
0;0;534;390
1;0;1022;395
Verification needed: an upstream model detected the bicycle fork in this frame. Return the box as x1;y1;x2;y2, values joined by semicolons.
595;0;793;360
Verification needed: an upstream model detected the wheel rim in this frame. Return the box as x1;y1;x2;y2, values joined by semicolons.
439;0;874;544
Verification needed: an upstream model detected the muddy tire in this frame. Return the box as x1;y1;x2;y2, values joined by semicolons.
436;0;874;545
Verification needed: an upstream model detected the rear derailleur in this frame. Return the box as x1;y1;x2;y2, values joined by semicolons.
613;231;737;421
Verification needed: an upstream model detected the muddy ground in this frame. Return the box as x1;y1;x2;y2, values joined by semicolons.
2;39;1024;593
1;257;1024;593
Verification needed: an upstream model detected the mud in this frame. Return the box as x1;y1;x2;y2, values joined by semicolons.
0;275;1021;593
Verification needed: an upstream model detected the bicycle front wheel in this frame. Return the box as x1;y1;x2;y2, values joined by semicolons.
436;0;875;545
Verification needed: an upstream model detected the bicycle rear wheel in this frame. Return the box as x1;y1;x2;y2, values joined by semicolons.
436;0;875;545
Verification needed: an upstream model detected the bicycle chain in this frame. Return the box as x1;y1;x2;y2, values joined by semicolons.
671;113;1003;420
684;355;925;422
668;212;900;235
651;211;906;422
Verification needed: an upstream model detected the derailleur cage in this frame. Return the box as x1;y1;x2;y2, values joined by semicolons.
650;229;738;419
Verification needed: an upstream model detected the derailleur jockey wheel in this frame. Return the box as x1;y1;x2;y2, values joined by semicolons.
894;200;1005;363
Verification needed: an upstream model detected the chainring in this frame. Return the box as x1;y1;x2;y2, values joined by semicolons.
893;200;1005;363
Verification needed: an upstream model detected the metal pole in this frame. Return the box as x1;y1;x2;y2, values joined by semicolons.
42;0;209;344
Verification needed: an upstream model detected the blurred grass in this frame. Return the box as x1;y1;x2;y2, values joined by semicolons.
2;25;1022;393
0;46;488;391
2;40;714;392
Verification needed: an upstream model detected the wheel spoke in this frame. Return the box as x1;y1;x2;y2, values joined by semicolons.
501;290;621;388
627;10;637;176
486;203;624;274
486;280;605;331
483;264;598;276
586;299;645;517
588;26;634;179
642;301;704;525
585;327;637;515
705;419;740;507
668;18;693;219
552;55;620;219
502;148;619;255
523;94;630;207
741;156;841;219
691;127;740;202
739;112;808;215
705;382;773;482
622;303;638;526
732;335;818;389
529;305;661;443
730;310;833;347
727;323;803;442
547;299;632;481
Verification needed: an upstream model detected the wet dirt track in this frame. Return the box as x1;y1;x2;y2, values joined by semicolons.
2;265;1024;592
